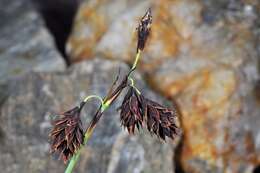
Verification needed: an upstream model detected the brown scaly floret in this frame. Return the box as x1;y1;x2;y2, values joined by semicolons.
137;8;152;52
120;87;143;134
50;106;84;163
141;97;180;141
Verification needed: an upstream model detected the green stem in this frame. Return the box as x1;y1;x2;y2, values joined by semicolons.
65;95;104;173
128;50;142;95
65;151;81;173
83;95;104;105
130;49;141;72
128;77;141;95
65;126;95;173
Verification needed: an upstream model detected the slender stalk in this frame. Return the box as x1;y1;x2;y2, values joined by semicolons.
64;150;81;173
64;127;95;173
83;95;104;104
132;50;141;70
130;49;141;72
65;95;103;173
64;96;113;173
128;77;141;95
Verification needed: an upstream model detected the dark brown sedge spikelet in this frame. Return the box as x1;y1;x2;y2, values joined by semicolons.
137;7;152;52
50;106;84;163
120;87;143;134
141;97;180;141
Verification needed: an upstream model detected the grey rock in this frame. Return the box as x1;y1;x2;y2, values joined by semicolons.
0;0;65;82
0;58;177;173
201;0;258;25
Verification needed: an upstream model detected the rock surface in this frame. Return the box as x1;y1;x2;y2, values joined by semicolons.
0;59;178;173
148;1;260;173
0;0;65;82
67;0;260;172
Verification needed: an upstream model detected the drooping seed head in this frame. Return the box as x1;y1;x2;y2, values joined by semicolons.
120;87;143;134
50;106;84;163
141;97;180;141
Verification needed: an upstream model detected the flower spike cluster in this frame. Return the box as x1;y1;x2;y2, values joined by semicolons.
49;8;181;173
120;86;180;141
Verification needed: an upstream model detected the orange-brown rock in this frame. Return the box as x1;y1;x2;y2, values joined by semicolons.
148;1;260;173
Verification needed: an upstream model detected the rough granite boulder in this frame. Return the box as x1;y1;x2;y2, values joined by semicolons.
0;0;65;82
0;59;179;173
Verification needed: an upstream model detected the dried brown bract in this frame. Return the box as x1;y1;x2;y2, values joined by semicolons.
105;76;128;105
50;106;84;163
120;87;143;134
137;8;152;51
142;98;180;141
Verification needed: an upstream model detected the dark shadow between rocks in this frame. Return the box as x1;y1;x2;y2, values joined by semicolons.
253;165;260;173
31;0;81;66
0;127;4;144
174;138;185;173
171;99;185;173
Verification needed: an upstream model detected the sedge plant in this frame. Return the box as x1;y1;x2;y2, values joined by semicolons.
49;8;180;173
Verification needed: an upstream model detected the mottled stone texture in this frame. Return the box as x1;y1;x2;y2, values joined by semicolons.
0;0;65;82
68;0;260;172
0;59;176;173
